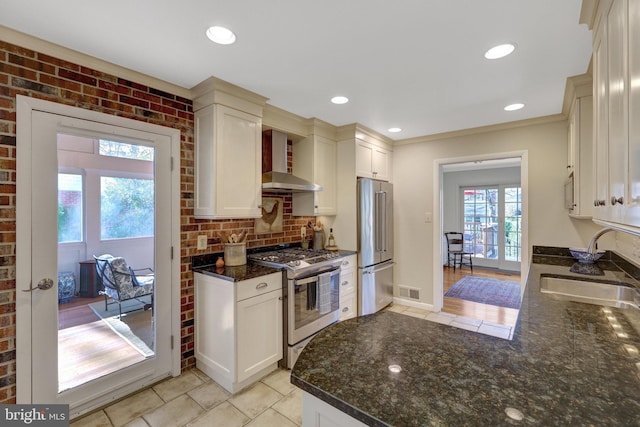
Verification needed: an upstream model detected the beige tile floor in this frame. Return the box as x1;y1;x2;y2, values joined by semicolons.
71;303;515;426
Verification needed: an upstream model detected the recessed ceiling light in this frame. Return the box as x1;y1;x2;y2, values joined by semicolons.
504;103;524;111
206;26;237;45
331;96;349;104
388;127;402;133
484;43;516;59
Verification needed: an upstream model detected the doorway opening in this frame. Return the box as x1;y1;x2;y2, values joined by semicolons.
434;153;528;325
57;135;156;392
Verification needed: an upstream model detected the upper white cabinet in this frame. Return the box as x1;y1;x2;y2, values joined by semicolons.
565;75;593;218
192;77;268;219
355;139;391;182
292;133;338;216
584;0;640;227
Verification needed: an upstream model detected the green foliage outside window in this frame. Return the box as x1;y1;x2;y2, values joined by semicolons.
101;177;154;239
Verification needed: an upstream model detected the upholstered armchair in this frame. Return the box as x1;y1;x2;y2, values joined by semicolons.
94;254;154;319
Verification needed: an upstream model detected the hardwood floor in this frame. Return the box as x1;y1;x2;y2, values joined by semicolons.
58;298;153;392
442;265;521;326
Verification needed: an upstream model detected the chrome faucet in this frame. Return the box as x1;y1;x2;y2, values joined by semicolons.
587;228;615;254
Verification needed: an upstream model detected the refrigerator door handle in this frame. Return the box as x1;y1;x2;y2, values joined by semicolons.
363;261;395;274
375;191;387;253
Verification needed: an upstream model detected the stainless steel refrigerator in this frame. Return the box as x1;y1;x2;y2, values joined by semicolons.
357;178;394;315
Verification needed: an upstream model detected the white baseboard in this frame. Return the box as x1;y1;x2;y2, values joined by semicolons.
392;297;435;312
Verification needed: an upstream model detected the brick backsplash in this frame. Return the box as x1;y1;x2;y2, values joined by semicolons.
0;40;313;403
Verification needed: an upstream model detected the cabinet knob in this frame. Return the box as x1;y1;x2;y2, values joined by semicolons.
594;199;606;207
342;307;349;312
343;260;350;266
341;281;349;286
610;196;624;205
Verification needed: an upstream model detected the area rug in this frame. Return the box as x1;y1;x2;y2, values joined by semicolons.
445;276;521;309
89;296;154;358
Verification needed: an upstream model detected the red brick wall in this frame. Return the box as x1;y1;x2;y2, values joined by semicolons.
0;40;313;403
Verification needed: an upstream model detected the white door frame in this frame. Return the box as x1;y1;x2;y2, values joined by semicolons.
432;150;529;312
15;95;181;412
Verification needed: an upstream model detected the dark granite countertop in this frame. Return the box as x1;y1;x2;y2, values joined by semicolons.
191;253;282;282
291;247;640;426
191;248;357;282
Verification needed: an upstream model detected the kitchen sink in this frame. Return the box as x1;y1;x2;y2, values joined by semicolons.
540;276;640;309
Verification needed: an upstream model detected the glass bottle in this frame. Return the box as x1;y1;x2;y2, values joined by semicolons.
327;228;335;247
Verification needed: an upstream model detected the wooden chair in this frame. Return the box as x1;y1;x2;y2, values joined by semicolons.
444;232;473;273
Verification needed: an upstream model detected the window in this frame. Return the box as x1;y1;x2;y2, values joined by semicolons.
461;185;521;264
504;187;522;262
101;177;154;239
99;140;154;162
58;173;83;243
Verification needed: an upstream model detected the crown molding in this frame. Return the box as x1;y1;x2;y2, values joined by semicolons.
562;72;593;117
394;114;566;146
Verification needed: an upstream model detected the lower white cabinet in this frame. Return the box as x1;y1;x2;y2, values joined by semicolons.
302;391;368;427
194;271;283;393
339;255;357;321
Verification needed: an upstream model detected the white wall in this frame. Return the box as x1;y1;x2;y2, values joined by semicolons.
393;119;606;305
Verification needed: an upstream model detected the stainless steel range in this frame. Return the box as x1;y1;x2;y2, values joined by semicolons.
248;247;343;368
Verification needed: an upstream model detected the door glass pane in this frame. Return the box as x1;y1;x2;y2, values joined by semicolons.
463;188;498;259
57;134;156;393
58;173;83;243
504;187;522;262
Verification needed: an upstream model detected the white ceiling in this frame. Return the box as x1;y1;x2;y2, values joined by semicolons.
0;0;592;140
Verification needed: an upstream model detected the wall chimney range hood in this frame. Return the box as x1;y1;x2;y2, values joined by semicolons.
262;130;322;193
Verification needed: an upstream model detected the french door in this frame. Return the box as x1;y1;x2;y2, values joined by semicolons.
16;97;180;418
462;185;521;271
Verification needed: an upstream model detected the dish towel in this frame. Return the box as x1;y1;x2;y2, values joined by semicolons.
317;271;332;314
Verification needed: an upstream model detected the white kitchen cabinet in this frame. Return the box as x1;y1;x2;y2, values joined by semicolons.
566;90;593;218
339;254;357;321
194;271;283;393
194;104;263;219
292;134;338;216
355;139;391;182
302;391;368;427
586;0;640;227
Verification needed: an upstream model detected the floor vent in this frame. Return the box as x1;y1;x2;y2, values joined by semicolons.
399;286;420;300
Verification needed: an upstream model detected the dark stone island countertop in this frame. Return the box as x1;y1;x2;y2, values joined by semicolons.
291;246;640;426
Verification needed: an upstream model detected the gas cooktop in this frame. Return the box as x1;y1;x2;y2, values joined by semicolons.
248;247;343;279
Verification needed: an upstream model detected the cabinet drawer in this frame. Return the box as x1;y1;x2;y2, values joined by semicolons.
340;290;356;321
340;268;356;296
340;255;357;270
236;272;283;301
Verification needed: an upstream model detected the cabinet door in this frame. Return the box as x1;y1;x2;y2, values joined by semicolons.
606;0;628;223
372;145;391;181
593;7;609;219
236;288;283;383
194;104;262;219
626;0;640;226
314;137;337;215
292;135;337;216
355;139;375;178
215;105;262;218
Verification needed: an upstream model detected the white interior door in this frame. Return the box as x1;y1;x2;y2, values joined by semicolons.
16;97;180;418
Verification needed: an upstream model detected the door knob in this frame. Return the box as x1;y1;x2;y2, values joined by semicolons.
23;278;54;292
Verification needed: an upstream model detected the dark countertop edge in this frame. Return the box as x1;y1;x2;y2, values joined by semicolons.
192;262;283;282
